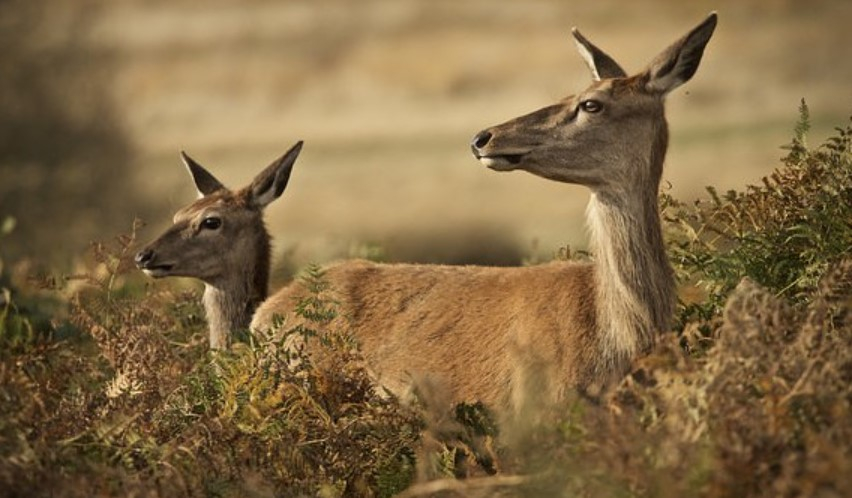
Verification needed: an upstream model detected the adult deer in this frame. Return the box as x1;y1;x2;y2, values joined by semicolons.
256;13;718;413
135;141;303;350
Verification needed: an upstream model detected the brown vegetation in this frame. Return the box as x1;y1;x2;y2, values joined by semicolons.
1;108;850;497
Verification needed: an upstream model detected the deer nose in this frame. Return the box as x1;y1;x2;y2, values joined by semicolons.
135;248;154;268
470;130;492;155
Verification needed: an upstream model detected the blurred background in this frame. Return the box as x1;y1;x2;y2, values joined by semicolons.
1;0;850;272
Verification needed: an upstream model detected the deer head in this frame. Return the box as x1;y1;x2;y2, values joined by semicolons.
135;141;302;288
471;13;717;196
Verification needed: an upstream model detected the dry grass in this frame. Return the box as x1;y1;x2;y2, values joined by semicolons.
1;107;850;497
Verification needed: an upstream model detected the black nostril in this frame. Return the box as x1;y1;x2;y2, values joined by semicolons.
471;130;492;150
135;248;154;266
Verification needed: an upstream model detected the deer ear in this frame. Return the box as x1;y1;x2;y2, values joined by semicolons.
249;141;303;208
572;28;627;81
181;151;226;198
643;12;717;95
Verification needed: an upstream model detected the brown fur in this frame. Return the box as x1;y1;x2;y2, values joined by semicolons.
254;260;598;409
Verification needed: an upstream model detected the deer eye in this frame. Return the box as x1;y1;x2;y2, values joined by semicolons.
580;100;603;113
200;217;222;230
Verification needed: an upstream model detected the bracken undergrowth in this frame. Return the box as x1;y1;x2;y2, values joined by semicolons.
0;103;850;497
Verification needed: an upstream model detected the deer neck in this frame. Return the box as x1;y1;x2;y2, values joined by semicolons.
585;142;674;376
203;236;271;349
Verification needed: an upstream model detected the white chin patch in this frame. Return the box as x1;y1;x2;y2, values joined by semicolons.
142;268;168;278
479;156;515;171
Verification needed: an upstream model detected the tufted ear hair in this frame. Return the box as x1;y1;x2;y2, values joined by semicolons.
572;28;627;81
248;141;303;208
181;151;226;198
643;12;718;95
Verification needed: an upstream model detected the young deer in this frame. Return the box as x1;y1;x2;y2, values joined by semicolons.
253;13;718;413
135;141;303;350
